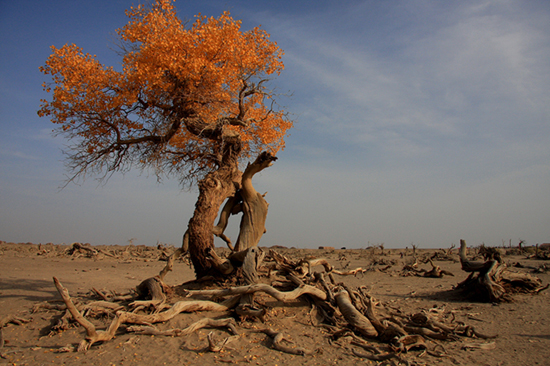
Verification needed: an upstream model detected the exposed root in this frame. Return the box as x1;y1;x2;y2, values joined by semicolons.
335;289;378;338
456;239;546;302
185;283;327;302
45;246;513;363
127;317;238;337
255;328;316;355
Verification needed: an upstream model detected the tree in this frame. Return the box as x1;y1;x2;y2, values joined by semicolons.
38;0;293;277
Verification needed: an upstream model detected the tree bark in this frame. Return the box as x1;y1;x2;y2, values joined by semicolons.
233;152;277;252
186;151;275;278
187;165;240;278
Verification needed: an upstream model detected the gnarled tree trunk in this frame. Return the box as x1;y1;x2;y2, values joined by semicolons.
187;165;241;278
186;151;276;278
234;152;277;252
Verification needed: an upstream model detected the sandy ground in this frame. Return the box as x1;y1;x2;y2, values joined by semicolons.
0;242;549;366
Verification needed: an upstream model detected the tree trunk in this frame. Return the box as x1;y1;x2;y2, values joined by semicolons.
187;165;240;278
186;151;275;278
234;152;277;252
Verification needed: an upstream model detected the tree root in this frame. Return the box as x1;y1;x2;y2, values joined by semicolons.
53;277;238;351
456;239;546;302
127;317;238;337
255;328;316;355
0;315;31;328
46;247;510;362
334;289;378;338
185;283;327;302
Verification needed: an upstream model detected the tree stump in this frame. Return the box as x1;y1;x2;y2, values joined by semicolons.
455;239;547;302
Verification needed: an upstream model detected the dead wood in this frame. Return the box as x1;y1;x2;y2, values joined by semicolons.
127;317;238;337
136;277;166;302
118;298;238;325
333;268;367;276
212;191;241;251
334;289;378;338
43;249;508;361
357;287;407;341
186;283;327;303
67;242;115;258
424;259;454;277
390;334;428;353
255;328;315;355
206;248;234;275
459;240;493;273
350;337;402;362
135;251;181;306
305;258;333;273
233;152;276;252
456;239;546;302
53;277;122;351
314;272;335;304
211;152;276;259
461;341;496;350
242;247;261;285
0;315;31;328
54;276;239;351
207;332;240;352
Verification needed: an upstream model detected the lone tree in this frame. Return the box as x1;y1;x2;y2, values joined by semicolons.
38;0;293;277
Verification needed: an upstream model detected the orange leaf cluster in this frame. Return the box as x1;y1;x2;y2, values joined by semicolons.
38;0;292;174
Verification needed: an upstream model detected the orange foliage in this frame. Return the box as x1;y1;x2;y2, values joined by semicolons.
38;0;292;179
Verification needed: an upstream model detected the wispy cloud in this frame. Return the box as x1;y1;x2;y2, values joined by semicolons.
260;0;550;171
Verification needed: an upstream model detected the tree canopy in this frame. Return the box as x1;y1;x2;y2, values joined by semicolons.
38;0;292;186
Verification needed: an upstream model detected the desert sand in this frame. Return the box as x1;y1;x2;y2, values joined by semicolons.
0;241;548;366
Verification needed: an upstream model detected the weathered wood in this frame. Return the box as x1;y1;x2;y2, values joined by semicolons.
53;277;119;351
233;152;276;252
186;283;327;302
255;328;315;355
334;289;378;338
206;248;234;275
127;317;238;337
456;239;546;302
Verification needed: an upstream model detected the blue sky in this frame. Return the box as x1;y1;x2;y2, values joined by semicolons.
1;0;549;249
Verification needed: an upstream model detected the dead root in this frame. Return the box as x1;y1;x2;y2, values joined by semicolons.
127;317;238;337
43;246;508;364
185;283;327;302
254;328;316;355
53;277;237;351
456;239;547;302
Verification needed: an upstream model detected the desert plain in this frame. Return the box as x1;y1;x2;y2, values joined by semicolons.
0;241;548;366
